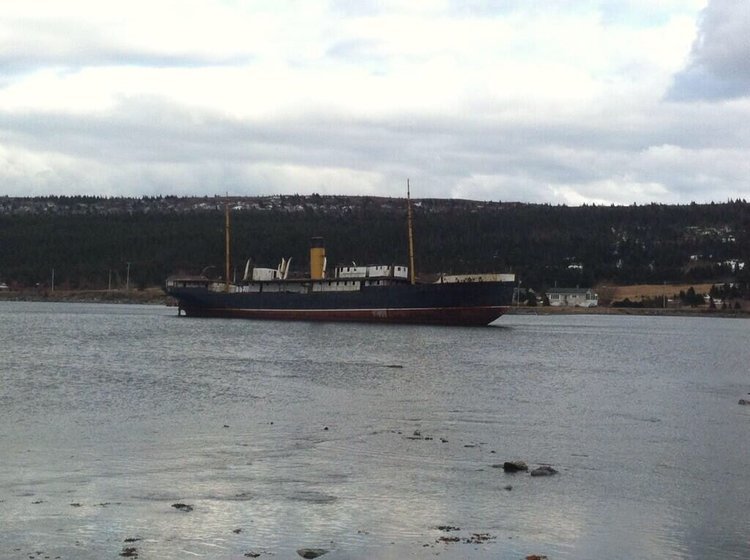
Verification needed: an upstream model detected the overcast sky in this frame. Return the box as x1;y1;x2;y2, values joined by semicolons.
1;0;749;204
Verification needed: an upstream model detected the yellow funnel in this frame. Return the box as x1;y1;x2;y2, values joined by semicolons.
310;237;325;279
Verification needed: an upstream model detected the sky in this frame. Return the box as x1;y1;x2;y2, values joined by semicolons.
1;0;749;205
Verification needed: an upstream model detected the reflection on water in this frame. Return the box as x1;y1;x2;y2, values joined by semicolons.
0;302;748;559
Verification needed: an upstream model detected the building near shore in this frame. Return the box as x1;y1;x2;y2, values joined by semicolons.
437;273;516;283
547;287;598;307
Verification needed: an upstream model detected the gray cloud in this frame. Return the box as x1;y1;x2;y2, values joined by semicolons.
0;19;253;77
2;93;748;204
668;0;750;100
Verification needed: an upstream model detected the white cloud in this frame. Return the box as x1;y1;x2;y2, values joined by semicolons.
552;180;672;206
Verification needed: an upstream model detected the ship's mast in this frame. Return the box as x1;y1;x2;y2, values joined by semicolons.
224;201;231;292
406;179;416;285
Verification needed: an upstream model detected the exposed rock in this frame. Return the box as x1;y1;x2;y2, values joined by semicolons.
244;553;261;558
739;399;749;405
120;547;138;558
437;536;460;544
436;525;460;532
171;503;194;512
296;548;328;559
465;533;495;544
525;555;548;560
530;466;558;477
504;485;513;491
501;461;528;472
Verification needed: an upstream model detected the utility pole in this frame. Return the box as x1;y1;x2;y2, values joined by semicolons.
126;262;131;291
406;179;416;285
225;203;231;292
108;269;112;291
51;268;55;292
516;279;521;306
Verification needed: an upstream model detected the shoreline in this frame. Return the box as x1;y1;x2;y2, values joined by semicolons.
1;289;748;318
506;305;750;319
0;288;174;306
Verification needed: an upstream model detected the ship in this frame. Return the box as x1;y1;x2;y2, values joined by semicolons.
165;189;516;326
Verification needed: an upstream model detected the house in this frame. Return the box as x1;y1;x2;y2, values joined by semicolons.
547;287;598;307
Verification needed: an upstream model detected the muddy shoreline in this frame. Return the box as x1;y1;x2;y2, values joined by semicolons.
1;289;747;318
506;305;750;319
0;288;174;306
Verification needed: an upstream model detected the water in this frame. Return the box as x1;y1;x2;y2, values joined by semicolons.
0;302;748;560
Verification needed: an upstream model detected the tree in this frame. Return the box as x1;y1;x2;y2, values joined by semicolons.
680;286;704;307
526;290;538;306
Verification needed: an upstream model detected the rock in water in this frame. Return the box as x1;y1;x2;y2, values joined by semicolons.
171;503;194;512
739;399;749;405
502;460;528;472
297;549;328;559
530;466;558;477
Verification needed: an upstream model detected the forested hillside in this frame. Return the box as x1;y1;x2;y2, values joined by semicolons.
1;195;748;295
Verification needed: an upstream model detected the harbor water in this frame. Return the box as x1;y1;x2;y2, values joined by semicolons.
1;302;748;559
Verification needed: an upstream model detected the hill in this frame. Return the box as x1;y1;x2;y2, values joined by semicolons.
0;195;748;300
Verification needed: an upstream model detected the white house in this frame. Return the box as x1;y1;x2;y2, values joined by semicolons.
547;287;598;307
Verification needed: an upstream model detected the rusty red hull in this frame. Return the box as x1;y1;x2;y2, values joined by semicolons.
179;305;509;326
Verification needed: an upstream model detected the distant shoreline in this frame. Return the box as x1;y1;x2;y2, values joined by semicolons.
506;305;750;319
0;288;173;306
1;289;747;319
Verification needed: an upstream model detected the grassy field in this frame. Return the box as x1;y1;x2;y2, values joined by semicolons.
595;283;715;304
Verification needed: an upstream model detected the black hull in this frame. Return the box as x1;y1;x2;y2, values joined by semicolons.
168;281;515;326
